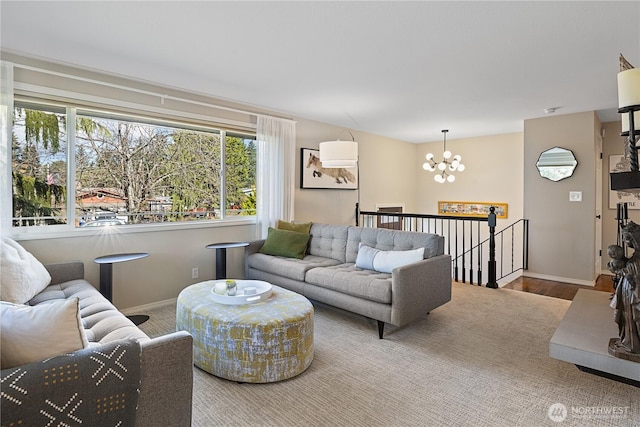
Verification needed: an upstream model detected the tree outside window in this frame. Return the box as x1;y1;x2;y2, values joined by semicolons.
11;102;256;228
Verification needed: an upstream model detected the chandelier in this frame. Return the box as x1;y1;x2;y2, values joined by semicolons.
423;129;465;183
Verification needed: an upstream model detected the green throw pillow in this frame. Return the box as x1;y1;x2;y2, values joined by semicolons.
260;227;311;259
277;220;312;234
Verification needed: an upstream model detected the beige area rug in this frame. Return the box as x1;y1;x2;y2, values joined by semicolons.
138;283;639;427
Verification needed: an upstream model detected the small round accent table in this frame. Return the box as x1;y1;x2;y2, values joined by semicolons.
205;242;249;279
176;281;314;383
94;252;150;325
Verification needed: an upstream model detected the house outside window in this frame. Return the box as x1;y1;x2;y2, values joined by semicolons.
11;101;256;229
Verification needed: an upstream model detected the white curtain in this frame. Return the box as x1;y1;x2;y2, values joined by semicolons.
256;115;296;239
0;61;13;235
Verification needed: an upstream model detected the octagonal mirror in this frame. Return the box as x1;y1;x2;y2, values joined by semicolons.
536;147;578;182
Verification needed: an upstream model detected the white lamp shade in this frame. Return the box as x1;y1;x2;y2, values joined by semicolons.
426;153;434;160
321;159;357;168
443;150;452;159
319;140;358;168
447;175;455;183
457;164;465;172
621;110;640;133
618;69;640;108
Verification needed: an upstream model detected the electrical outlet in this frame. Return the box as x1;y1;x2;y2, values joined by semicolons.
191;267;199;279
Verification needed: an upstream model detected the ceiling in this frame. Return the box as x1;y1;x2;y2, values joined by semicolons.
1;1;639;143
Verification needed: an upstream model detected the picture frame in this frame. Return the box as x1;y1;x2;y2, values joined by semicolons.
300;148;358;190
438;201;508;219
609;154;640;209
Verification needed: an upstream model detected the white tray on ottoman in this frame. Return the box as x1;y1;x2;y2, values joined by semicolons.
209;279;272;305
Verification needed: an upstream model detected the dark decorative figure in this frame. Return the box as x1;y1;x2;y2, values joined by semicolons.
607;221;640;362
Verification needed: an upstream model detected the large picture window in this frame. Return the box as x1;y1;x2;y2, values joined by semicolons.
11;101;256;229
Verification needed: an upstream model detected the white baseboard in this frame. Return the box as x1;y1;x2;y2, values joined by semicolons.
120;297;177;315
521;272;595;287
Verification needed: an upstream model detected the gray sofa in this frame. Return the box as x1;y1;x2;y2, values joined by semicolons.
246;223;452;338
0;261;193;427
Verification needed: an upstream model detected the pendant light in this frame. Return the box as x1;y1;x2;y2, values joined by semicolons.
423;130;464;183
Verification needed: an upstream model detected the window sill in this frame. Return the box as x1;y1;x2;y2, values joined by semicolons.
9;216;256;241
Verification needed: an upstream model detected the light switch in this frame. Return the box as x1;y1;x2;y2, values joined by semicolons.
569;191;582;202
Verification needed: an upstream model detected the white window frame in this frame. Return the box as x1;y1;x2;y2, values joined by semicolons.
5;74;257;240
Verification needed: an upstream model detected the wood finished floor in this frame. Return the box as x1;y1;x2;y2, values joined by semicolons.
502;275;615;300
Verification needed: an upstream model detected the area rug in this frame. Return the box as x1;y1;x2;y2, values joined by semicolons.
138;282;639;426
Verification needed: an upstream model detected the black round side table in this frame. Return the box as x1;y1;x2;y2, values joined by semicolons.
94;252;150;325
205;242;249;279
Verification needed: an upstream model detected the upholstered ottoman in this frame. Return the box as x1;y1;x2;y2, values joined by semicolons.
176;282;314;383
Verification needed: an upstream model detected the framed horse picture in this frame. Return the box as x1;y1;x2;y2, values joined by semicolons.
300;148;358;189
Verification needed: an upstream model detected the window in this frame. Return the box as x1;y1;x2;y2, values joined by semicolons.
225;134;257;217
11;101;256;229
12;104;68;226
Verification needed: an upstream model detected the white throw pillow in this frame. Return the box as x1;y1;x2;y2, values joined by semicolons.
355;244;379;270
373;247;424;273
0;298;89;369
0;237;51;304
356;244;425;273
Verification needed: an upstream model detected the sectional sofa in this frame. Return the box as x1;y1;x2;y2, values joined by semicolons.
0;254;193;427
245;223;452;338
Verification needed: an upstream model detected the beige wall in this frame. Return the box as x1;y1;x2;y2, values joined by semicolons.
524;112;598;284
18;224;257;309
414;133;525;224
5;53;625;308
16;114;417;311
294;117;418;224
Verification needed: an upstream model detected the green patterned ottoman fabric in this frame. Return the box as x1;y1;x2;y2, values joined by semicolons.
176;282;314;383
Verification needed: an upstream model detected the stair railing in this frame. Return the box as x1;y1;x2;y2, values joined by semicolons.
357;207;529;287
